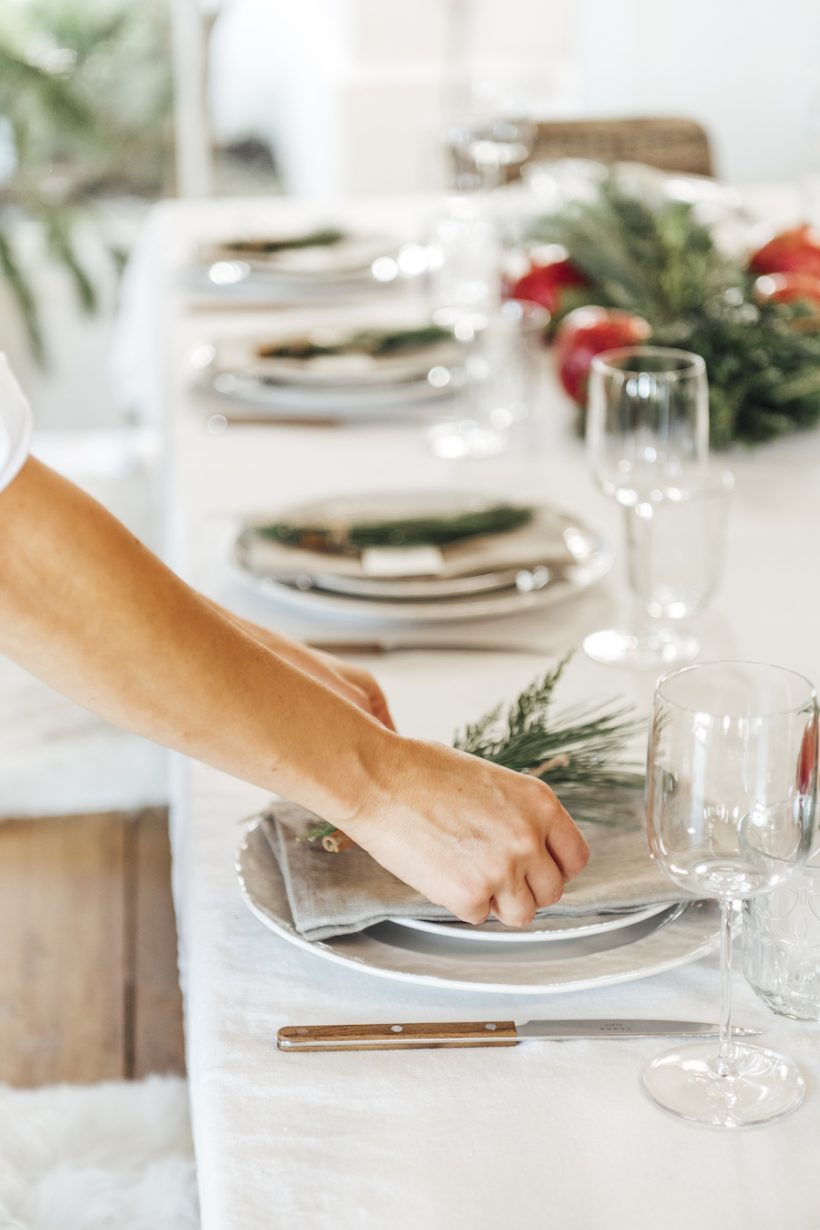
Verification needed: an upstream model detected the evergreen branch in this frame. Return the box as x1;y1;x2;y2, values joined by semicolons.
305;655;644;845
531;176;820;447
255;503;533;554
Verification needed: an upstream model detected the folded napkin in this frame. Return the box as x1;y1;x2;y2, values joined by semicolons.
261;800;682;942
240;506;580;585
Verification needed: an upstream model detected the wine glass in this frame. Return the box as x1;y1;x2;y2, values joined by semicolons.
644;661;818;1127
584;346;710;669
443;77;537;192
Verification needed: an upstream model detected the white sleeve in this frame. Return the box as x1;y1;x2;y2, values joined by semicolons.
0;354;32;494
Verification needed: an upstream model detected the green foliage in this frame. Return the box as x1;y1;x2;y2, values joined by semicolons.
532;178;820;448
256;503;534;554
305;655;644;843
0;0;172;360
452;653;644;826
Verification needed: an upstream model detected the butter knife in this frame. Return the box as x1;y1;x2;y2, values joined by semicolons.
277;1019;760;1052
304;636;558;656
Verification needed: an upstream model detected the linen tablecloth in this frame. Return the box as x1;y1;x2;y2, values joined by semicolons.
129;191;820;1230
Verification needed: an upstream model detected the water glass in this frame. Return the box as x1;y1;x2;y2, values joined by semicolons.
427;198;502;327
427;301;549;460
744;839;820;1021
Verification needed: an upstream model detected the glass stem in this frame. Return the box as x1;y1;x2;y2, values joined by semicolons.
717;898;736;1078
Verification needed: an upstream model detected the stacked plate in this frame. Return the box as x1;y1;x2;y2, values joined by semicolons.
183;226;407;305
191;321;461;422
232;490;612;624
237;820;719;994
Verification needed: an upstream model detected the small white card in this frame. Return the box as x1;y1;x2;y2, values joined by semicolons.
361;546;446;578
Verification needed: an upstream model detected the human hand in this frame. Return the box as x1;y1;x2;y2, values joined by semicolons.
343;735;589;926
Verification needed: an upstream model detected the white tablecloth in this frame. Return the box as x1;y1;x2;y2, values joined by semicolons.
130;192;820;1230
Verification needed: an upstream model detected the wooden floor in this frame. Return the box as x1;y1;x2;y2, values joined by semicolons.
0;807;185;1088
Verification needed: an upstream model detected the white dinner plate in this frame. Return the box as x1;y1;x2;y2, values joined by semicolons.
201;368;453;416
236;822;719;995
200;233;397;279
233;492;612;625
389;902;671;944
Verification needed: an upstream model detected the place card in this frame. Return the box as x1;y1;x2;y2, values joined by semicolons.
361;546;445;577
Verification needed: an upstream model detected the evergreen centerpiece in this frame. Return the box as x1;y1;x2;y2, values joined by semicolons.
513;177;820;448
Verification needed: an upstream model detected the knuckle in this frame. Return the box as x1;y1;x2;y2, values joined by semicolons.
499;901;536;928
455;896;489;925
535;876;563;908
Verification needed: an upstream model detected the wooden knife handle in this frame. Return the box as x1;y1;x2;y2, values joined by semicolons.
277;1020;518;1052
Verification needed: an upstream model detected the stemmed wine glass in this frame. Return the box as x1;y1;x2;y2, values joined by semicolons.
645;661;818;1127
585;346;710;669
443;77;537;192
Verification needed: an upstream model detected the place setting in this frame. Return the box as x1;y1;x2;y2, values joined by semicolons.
180;223;418;305
237;653;721;997
188;316;463;423
240;654;820;1129
230;488;612;624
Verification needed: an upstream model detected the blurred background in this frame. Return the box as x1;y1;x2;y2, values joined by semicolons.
3;0;820;433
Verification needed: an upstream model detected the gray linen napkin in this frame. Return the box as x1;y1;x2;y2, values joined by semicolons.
261;799;681;942
239;506;578;584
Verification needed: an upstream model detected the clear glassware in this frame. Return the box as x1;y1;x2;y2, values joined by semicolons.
428;196;502;328
644;661;818;1127
427;300;549;460
584;346;710;669
743;838;820;1022
443;77;537;192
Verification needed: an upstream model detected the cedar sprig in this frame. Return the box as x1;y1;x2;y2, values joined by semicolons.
305;654;644;844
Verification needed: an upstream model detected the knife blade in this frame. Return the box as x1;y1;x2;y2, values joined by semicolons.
304;637;558;656
276;1019;761;1052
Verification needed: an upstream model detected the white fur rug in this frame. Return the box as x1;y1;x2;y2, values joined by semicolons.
0;1077;199;1230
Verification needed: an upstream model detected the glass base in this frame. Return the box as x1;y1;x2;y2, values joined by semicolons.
583;625;699;669
642;1041;805;1128
427;420;508;460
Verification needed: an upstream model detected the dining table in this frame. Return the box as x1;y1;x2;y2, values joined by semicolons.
121;185;820;1230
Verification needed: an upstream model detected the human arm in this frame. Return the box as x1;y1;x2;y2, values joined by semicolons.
0;458;587;924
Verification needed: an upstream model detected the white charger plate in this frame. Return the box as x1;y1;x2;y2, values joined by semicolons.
389;901;670;944
236;822;719;995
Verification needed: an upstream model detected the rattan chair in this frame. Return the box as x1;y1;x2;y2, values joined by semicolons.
527;117;714;178
450;116;714;184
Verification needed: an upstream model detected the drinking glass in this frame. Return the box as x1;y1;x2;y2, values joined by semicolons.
644;662;817;1127
443;77;537;192
743;834;820;1021
428;197;502;327
427;300;549;460
584;346;710;669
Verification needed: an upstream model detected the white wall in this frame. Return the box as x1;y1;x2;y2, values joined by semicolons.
207;0;820;193
577;0;820;184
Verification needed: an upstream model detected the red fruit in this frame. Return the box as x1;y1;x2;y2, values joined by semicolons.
752;271;820;308
749;225;820;278
508;257;586;314
798;716;817;795
553;306;653;403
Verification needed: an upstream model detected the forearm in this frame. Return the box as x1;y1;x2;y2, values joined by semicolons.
0;459;392;822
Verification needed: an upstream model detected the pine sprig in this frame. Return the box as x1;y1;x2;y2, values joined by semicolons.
305;655;644;844
452;654;644;825
531;177;820;448
255;502;533;555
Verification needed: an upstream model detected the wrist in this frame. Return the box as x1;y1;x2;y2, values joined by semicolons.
323;722;407;832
